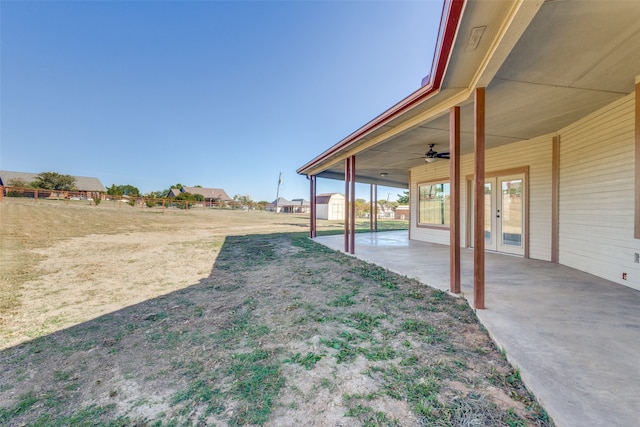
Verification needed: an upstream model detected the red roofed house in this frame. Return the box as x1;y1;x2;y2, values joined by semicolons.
298;0;640;298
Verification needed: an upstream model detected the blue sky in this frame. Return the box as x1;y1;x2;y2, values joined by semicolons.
1;0;442;202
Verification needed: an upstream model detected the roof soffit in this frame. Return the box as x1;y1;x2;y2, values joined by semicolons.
299;0;545;179
301;0;640;184
442;0;536;89
496;0;640;94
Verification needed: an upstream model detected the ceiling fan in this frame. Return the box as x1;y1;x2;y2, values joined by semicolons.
423;144;450;163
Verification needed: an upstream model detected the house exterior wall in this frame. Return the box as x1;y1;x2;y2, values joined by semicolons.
410;136;553;258
461;136;554;261
408;90;639;290
395;206;410;220
316;204;329;220
558;92;639;290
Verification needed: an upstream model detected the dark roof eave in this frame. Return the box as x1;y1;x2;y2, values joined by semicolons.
296;0;465;176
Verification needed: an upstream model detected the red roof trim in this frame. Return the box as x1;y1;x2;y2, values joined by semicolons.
297;0;465;175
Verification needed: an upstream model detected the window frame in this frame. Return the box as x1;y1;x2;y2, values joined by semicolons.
634;79;640;239
416;180;451;229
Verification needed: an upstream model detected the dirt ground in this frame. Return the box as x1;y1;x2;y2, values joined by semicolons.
0;198;319;349
0;198;552;426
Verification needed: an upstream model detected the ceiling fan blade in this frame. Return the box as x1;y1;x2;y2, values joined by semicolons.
436;152;450;159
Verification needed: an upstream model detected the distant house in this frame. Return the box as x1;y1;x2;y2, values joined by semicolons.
172;186;232;202
394;205;410;221
0;170;105;198
316;193;344;220
377;204;395;219
267;197;310;213
167;188;181;198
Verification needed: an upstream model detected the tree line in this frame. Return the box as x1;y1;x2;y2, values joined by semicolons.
5;172;410;211
7;172;79;191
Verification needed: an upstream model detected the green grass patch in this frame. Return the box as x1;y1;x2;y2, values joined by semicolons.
284;352;324;370
320;337;360;364
0;392;38;423
214;303;271;345
400;319;447;344
362;345;397;362
400;354;418;366
0;396;126;427
344;312;386;333
171;378;225;417
505;408;527;427
351;264;396;284
227;350;285;426
381;281;399;290
487;366;522;388
31;404;127;427
290;233;337;254
328;291;358;307
343;399;399;427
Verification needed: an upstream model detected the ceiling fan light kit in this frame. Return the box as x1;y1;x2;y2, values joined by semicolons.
423;143;450;162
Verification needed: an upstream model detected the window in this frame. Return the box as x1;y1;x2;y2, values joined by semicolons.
418;182;450;226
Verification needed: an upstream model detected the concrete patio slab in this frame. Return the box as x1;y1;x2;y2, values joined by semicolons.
314;231;640;427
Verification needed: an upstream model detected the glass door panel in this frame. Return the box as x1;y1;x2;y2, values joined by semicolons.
469;181;497;251
484;182;495;250
497;177;524;255
469;174;525;256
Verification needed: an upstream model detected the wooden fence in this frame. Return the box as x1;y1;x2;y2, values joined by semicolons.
0;185;239;211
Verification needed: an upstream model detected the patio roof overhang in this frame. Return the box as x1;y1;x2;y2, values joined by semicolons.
297;0;640;188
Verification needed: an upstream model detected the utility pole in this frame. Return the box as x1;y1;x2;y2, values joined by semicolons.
275;172;282;213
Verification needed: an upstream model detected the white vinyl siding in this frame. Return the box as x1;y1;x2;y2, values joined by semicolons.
410;135;553;261
409;91;640;291
558;92;640;290
463;137;553;260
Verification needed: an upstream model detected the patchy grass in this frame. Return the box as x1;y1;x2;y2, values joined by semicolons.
0;200;551;426
284;352;324;370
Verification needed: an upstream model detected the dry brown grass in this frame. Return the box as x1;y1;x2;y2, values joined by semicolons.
0;198;329;348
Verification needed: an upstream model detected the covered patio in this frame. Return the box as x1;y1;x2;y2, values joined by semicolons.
299;0;640;307
315;231;640;427
298;1;640;425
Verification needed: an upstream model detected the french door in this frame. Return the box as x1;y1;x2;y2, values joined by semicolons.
471;174;525;256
